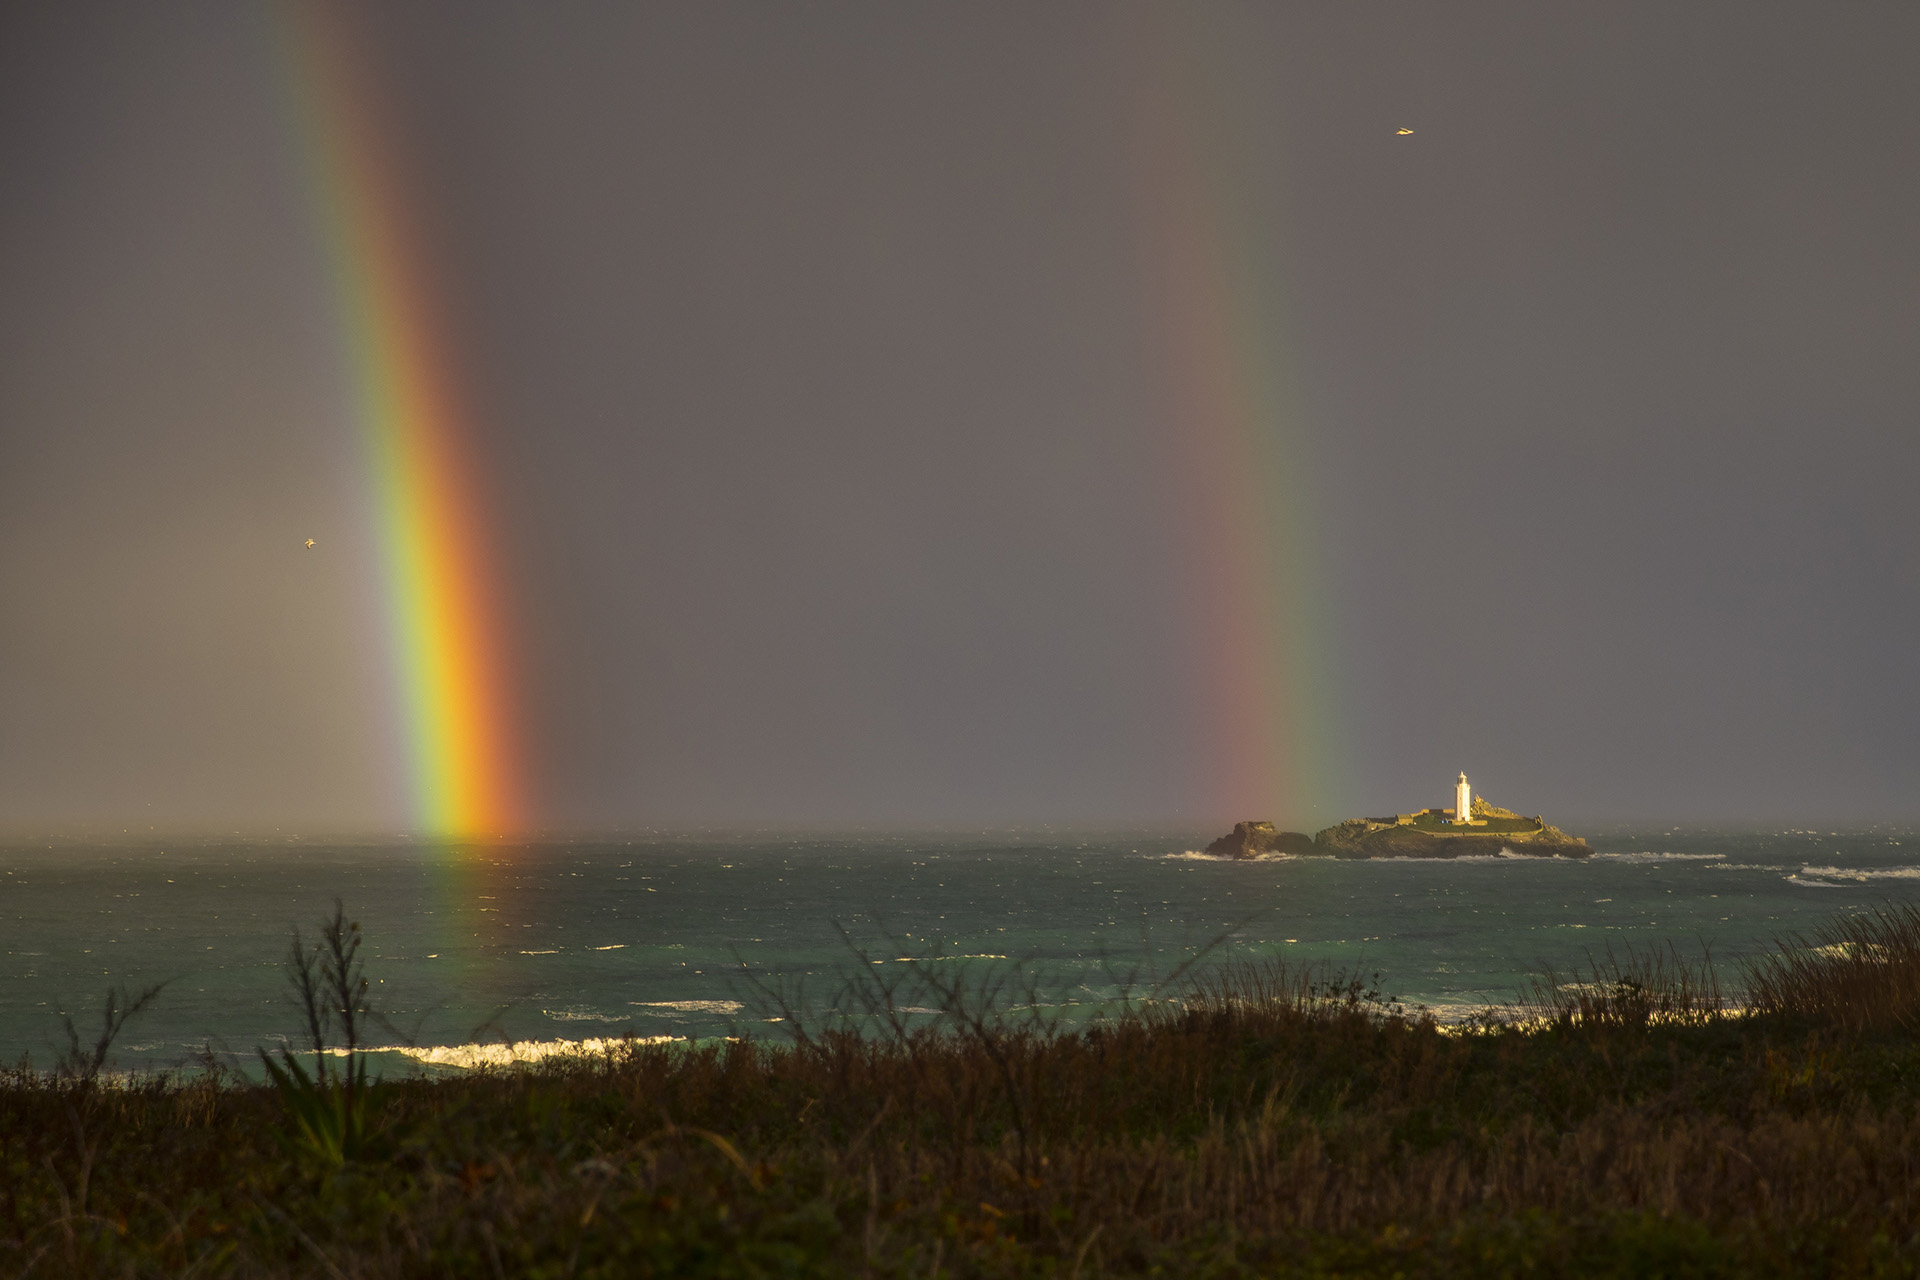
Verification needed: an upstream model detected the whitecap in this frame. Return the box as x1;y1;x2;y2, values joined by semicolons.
1810;942;1888;959
544;1008;630;1023
1786;876;1849;889
629;999;743;1014
1800;865;1920;882
1590;852;1730;862
395;1037;674;1070
1421;1002;1511;1025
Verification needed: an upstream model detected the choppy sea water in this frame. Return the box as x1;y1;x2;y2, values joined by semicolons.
2;827;1915;1072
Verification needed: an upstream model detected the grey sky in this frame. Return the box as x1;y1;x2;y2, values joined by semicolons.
2;2;1917;834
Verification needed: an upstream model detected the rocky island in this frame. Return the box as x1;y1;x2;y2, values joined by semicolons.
1204;773;1590;860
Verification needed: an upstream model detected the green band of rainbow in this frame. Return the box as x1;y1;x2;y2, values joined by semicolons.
1137;18;1344;826
277;2;523;838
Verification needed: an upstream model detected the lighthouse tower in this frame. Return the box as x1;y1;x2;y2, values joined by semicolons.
1455;772;1472;824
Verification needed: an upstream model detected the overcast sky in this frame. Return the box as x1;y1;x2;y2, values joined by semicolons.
3;2;1917;835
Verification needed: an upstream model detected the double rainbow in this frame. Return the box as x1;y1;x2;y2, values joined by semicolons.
270;3;1331;834
277;3;523;838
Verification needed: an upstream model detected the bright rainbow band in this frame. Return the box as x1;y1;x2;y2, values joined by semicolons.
278;3;523;838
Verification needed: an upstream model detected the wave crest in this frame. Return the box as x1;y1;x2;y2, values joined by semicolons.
394;1036;675;1070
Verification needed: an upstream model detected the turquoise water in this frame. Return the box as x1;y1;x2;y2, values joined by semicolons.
2;826;1915;1071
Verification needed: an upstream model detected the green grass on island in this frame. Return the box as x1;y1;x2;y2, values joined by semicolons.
1394;811;1544;835
11;905;1920;1277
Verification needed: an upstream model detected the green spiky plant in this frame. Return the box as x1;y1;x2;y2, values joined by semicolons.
258;900;384;1169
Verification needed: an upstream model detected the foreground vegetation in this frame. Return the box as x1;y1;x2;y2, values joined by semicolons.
9;907;1920;1277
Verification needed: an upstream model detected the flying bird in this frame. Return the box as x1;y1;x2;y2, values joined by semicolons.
304;538;316;549
1396;128;1414;136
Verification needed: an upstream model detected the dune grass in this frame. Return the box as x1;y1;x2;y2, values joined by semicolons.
7;908;1920;1276
1744;901;1920;1032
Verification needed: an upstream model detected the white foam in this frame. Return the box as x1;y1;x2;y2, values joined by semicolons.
629;999;743;1014
1810;942;1888;959
394;1037;674;1070
1590;852;1731;862
1800;865;1920;881
544;1008;630;1023
1786;875;1850;889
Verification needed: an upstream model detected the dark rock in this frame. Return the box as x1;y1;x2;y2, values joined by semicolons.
1203;821;1318;859
1312;817;1590;860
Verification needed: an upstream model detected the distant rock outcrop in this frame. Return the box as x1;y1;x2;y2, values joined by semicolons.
1201;799;1590;860
1203;821;1318;859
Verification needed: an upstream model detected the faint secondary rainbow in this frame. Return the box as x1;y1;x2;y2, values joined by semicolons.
276;2;524;838
1134;18;1342;826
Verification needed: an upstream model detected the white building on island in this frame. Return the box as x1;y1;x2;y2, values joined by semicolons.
1454;772;1472;823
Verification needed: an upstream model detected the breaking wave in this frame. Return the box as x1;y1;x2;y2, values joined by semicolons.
1798;865;1920;882
630;999;744;1014
543;1007;631;1023
1589;852;1733;862
394;1037;676;1070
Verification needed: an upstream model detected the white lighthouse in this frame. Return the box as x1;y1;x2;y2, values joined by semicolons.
1455;772;1472;824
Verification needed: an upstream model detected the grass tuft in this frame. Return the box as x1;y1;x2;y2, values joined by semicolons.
1520;940;1727;1030
1742;900;1920;1031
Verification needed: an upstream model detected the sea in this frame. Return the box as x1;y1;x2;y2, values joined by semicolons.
2;826;1915;1074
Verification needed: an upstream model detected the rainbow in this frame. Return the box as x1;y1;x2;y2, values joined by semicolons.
275;3;523;838
1135;19;1343;827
